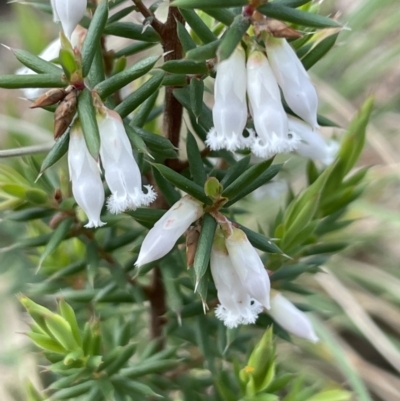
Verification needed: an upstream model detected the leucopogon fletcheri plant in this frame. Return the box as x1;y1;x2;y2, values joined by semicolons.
0;0;374;400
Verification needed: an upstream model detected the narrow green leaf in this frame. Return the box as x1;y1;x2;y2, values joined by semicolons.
301;33;339;70
27;332;66;353
190;78;204;120
0;74;65;89
172;0;248;8
193;213;217;281
115;70;165;118
59;299;82;347
186;39;221;61
104;22;161;42
107;5;136;24
82;0;109;76
46;261;86;282
44;313;80;351
120;359;179;378
77;89;101;159
177;20;196;53
277;0;311;7
128;208;165;228
258;4;341;28
270;263;315;282
128;125;177;158
217;15;250;61
202;8;235;25
59;49;76;81
180;9;217;44
50;381;94;400
95;55;159;99
105;343;137;375
174;87;213;131
224;164;282;207
40;130;69;174
152;168;181;206
237;224;283;254
11;48;62;74
124;123;150;156
6;207;53;222
152;164;211;204
220;155;250;187
222;159;274;199
87;45;106;87
130;91;158;127
37;218;73;271
162;59;208;74
186;131;207;185
114;41;157;58
160;255;183;318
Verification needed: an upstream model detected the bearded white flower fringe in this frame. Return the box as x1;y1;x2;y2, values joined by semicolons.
51;0;87;40
68;125;105;228
288;116;338;165
225;226;271;310
266;37;319;130
136;195;204;267
268;292;319;342
210;231;263;328
206;46;249;152
247;50;299;159
98;109;156;214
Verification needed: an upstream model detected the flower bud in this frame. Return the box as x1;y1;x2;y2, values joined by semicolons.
247;50;298;159
98;109;156;214
206;47;249;152
51;0;87;40
68;125;105;228
210;231;263;328
288;115;338;165
136;196;204;267
266;37;319;129
225;227;271;309
268;292;319;342
54;88;78;139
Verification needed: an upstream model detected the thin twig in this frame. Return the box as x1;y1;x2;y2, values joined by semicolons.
0;143;53;158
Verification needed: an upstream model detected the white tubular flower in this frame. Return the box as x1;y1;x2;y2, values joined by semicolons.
68;125;105;228
211;231;263;328
268;292;319;342
206;46;249;152
225;227;271;309
266;37;319;129
288;115;338;165
51;0;87;39
136;196;204;267
247;50;298;159
98;109;156;214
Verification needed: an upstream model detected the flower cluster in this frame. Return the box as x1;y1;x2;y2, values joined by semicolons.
207;38;332;162
135;197;318;341
68;109;156;228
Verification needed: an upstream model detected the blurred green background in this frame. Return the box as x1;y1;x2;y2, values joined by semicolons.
0;1;399;400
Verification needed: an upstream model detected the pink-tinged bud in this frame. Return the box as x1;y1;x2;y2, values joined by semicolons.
268;292;319;342
288;116;338;165
68;125;105;228
51;0;87;40
206;47;250;152
225;227;271;310
98;109;156;214
136;196;204;267
210;232;263;328
247;50;298;159
266;37;319;129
